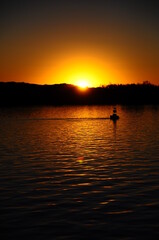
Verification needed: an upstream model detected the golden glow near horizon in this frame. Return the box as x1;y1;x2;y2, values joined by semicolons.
41;52;123;87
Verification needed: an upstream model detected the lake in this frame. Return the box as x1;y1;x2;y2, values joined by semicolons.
0;105;159;239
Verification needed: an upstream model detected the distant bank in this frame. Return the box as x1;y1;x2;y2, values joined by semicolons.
0;82;159;106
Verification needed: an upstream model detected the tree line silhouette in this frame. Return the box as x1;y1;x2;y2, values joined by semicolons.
0;81;159;106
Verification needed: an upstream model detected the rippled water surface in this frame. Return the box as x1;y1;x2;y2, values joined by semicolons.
0;106;159;239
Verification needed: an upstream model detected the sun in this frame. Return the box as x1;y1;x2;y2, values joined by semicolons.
76;80;89;89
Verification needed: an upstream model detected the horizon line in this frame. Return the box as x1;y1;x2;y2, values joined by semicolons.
0;81;158;88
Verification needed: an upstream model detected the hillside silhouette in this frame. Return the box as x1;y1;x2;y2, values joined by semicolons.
0;81;159;106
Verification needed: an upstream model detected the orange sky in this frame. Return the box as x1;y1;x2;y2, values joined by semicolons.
1;0;159;87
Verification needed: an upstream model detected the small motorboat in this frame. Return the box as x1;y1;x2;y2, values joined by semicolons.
110;107;119;120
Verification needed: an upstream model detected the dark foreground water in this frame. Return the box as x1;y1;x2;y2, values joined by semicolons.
0;105;159;240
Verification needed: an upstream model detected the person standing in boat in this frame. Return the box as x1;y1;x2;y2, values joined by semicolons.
113;107;117;114
110;106;119;120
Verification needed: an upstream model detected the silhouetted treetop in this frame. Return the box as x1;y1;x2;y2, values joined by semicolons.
0;82;159;106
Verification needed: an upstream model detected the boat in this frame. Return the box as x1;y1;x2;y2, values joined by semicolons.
110;107;119;120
